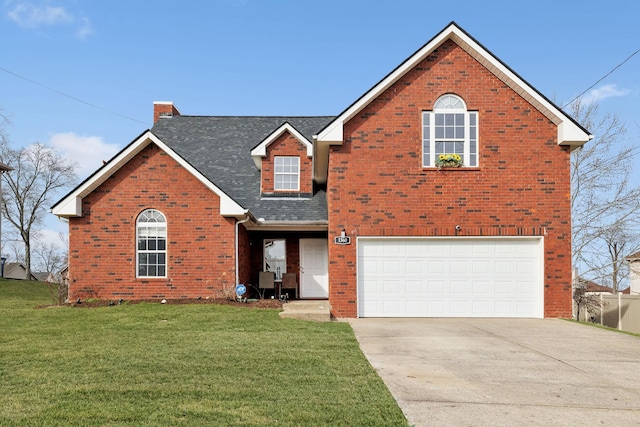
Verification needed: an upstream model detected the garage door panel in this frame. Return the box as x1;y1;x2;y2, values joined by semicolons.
494;301;513;315
450;280;468;294
383;279;402;293
494;281;513;295
383;259;402;274
427;260;446;274
472;300;491;315
427;300;446;314
495;261;512;274
516;281;536;294
472;281;491;294
427;280;446;294
450;300;469;315
406;280;422;293
358;238;542;318
517;260;536;274
405;301;423;315
406;260;423;274
472;260;491;275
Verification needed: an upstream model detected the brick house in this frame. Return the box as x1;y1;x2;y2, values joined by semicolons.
52;22;591;318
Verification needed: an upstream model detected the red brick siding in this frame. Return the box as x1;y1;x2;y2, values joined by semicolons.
261;132;312;194
68;143;237;301
327;40;572;318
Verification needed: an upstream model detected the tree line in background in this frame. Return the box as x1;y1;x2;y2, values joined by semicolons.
0;98;639;289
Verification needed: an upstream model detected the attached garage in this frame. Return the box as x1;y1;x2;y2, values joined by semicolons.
357;237;544;318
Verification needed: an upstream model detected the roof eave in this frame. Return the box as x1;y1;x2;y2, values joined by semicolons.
250;122;314;170
315;21;592;148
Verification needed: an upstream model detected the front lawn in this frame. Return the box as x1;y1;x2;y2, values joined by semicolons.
0;280;407;426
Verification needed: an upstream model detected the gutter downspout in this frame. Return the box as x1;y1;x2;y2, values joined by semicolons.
235;215;252;286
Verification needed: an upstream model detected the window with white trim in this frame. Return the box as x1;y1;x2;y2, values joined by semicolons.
423;94;478;167
137;209;167;278
264;239;286;281
274;156;300;191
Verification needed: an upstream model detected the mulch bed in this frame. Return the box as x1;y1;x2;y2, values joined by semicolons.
43;298;284;309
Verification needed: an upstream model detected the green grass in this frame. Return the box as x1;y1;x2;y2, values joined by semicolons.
563;318;640;337
0;280;407;426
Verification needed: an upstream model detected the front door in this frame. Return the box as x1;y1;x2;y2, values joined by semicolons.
299;238;329;298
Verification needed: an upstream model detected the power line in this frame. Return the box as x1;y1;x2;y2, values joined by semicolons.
0;66;151;126
562;48;640;109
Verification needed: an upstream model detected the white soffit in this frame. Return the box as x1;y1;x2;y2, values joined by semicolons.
250;123;313;170
316;23;591;147
51;131;246;218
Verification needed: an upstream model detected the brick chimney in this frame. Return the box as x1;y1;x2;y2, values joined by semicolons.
153;101;181;123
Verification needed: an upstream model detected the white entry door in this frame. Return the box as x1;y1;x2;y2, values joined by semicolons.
300;238;329;298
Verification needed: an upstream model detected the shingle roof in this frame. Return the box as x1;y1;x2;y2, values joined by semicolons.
626;251;640;260
151;115;335;222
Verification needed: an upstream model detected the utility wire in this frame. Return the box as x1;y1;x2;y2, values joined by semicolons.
0;66;151;126
562;48;640;108
4;46;638;123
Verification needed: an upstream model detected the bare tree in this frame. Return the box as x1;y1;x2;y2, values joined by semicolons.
3;238;25;265
570;99;640;289
33;239;66;279
598;224;640;293
0;142;77;279
573;280;604;322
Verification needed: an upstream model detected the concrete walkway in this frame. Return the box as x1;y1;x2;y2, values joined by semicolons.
349;318;640;427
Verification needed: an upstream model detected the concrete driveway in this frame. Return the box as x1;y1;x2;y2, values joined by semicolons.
348;318;640;427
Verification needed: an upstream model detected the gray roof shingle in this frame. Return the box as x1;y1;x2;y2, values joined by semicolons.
151;115;335;222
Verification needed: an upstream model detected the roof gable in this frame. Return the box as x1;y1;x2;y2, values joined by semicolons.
250;122;313;170
51;130;247;218
317;22;592;149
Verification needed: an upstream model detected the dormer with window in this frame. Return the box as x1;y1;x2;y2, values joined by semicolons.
423;94;478;168
251;123;313;197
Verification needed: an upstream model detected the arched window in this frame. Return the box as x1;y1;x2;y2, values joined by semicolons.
136;209;167;278
423;94;478;167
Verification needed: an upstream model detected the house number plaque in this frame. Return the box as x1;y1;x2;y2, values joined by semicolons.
334;236;351;245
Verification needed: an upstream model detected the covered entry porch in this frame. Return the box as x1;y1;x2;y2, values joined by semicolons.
242;230;329;301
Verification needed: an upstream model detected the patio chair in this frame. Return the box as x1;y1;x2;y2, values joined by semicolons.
280;272;297;300
258;271;275;299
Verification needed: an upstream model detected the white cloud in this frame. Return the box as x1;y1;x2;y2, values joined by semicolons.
7;1;71;28
582;84;631;104
35;226;66;247
74;16;92;39
6;1;92;38
48;132;120;179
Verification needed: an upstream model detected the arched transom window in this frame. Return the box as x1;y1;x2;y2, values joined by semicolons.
423;94;478;167
136;209;167;278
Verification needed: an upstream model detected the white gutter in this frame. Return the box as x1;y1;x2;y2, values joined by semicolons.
235;215;252;286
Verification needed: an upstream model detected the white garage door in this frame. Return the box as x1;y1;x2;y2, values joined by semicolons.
357;238;543;318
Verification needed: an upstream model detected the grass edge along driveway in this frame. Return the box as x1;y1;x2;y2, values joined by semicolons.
0;280;408;426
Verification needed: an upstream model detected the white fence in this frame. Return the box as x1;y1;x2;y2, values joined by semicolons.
579;294;640;334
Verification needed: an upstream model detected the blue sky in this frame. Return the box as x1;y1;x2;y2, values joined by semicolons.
1;0;639;251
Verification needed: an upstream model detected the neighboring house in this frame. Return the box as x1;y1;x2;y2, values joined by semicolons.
3;262;38;281
575;278;630;295
625;251;640;295
51;22;591;318
42;266;69;285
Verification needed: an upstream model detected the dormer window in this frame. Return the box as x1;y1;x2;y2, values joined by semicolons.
423;94;478;168
274;156;300;191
